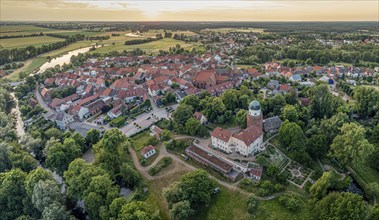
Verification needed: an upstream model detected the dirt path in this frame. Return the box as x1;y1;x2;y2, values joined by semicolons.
128;136;283;200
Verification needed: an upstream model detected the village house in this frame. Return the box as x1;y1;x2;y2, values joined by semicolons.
107;104;123;119
150;125;163;140
41;88;52;103
193;111;207;125
53;112;74;130
246;166;263;181
141;145;156;159
263;116;282;133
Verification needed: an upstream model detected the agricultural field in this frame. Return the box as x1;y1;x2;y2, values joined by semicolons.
90;38;203;54
0;36;65;49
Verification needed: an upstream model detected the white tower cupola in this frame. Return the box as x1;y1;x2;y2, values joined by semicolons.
249;100;261;116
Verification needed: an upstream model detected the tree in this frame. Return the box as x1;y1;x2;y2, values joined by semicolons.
279;121;305;152
41;202;69;220
64;158;107;200
170;200;194;220
163;170;216;208
330;123;374;166
309;171;335;199
366;182;379;201
70;132;86;152
118;201;160;220
201;97;229;123
44;127;63;140
86;129;101;146
20;135;44;161
147;136;159;146
31;179;63;212
162;92;176;105
354;86;379;117
172;105;194;125
45;138;82;175
305;58;313;65
221;89;240;112
236;109;248;128
0;169;27;220
313;192;367;220
93;129;128;177
160;130;171;141
83;174;119;220
181;95;200;111
185;118;202;136
102;197;128;220
25;168;54;197
247;196;259;216
280;105;299;122
308;84;342;119
118;163;141;189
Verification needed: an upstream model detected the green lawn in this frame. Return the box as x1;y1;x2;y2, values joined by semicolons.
130;130;152;151
0;36;65;49
146;169;191;220
195;187;249;220
256;195;311;220
90;38;202;54
5;57;48;81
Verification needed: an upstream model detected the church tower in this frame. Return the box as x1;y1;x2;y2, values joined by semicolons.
247;100;263;129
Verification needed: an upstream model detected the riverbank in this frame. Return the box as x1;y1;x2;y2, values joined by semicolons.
5;41;95;81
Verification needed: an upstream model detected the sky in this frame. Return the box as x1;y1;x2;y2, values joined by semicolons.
1;0;378;21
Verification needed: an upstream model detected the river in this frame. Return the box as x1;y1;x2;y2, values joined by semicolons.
37;46;93;74
11;46;94;138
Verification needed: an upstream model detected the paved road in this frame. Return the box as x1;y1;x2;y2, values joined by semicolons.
119;103;178;137
35;87;55;117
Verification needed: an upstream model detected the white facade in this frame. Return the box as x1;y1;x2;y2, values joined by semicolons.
211;136;232;153
143;149;156;159
55;113;74;130
211;134;264;157
78;107;89;121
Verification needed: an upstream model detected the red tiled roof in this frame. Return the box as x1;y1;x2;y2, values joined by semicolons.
193;111;203;120
78;94;99;106
279;84;291;92
187;145;233;172
233;125;263;146
195;70;217;82
141;145;155;156
211;127;232;143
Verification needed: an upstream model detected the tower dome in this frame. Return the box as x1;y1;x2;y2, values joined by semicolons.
249;100;261;111
248;100;261;117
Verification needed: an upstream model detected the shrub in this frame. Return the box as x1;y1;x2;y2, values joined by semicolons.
148;157;173;176
278;194;302;211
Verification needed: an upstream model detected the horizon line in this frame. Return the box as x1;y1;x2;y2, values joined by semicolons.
1;20;378;23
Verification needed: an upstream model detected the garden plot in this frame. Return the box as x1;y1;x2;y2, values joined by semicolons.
282;161;313;187
263;145;291;172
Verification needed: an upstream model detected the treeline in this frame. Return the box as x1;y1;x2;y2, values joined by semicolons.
124;36;161;45
0;34;85;65
0;32;44;39
239;43;379;66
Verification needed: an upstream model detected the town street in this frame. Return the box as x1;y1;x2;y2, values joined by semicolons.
35;86;178;137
